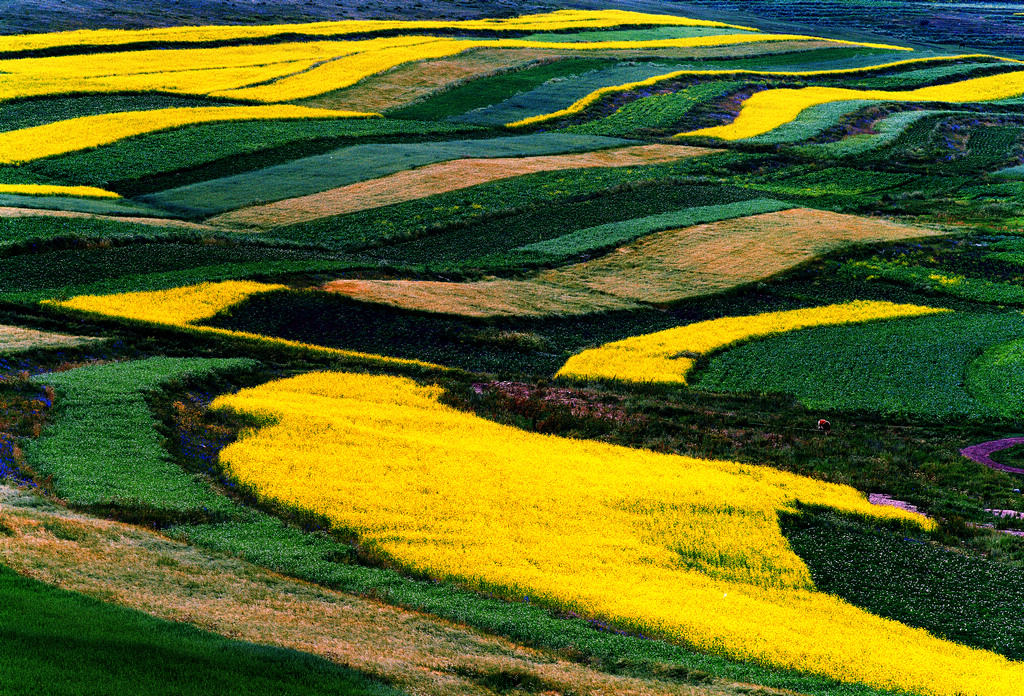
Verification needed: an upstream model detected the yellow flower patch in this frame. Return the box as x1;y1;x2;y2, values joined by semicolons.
0;105;378;164
683;69;1024;140
209;369;1024;696
0;10;756;55
556;300;947;385
0;184;121;198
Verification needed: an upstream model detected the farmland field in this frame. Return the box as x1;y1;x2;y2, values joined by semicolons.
2;3;1023;696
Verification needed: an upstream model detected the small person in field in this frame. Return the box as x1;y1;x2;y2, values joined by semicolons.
817;418;831;435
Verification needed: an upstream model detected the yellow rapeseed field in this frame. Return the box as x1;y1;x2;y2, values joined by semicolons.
507;54;1020;127
209;370;1024;696
46;281;446;371
683;69;1024;139
0;32;910;103
0;184;121;198
557;301;948;384
0;105;377;164
0;10;756;54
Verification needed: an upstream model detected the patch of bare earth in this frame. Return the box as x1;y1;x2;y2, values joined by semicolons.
0;324;105;353
0;486;778;696
540;208;944;302
322;209;941;317
298;49;566;112
208;144;718;229
0;206;217;231
323;278;638;317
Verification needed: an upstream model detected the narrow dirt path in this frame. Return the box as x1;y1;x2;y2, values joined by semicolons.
961;437;1024;475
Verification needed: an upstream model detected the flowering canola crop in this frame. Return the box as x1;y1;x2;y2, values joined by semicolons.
556;301;947;385
507;54;1021;127
683;69;1024;140
210;370;1024;696
46;281;444;371
0;106;377;164
0;31;909;104
0;10;757;54
0;184;121;198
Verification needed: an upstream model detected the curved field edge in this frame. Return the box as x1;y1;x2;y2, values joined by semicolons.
555;301;947;385
208;370;1024;696
8;357;937;696
691;312;1024;419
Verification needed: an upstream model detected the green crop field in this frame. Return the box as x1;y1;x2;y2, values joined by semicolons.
2;2;1023;695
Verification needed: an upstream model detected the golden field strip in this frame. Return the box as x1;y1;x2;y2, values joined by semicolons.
209;144;718;228
323;209;942;317
556;301;948;385
0;105;377;164
0;486;731;696
207;370;1024;696
0;30;909;104
683;69;1024;140
0;184;121;198
508;53;1024;127
0;10;756;54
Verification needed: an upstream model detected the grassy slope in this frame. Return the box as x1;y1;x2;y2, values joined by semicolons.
0;565;403;696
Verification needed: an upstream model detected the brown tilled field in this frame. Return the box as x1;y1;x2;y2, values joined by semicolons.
208;144;719;229
541;208;945;302
322;209;942;316
322;278;639;317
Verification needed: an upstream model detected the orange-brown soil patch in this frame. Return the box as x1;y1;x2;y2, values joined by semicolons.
540;208;944;302
321;209;940;317
209;143;718;229
0;486;754;696
299;48;565;112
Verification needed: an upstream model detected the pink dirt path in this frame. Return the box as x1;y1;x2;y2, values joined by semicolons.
960;437;1024;475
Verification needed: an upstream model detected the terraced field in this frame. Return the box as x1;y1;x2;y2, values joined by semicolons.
2;4;1023;696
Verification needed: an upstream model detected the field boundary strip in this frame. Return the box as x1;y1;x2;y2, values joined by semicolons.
207;143;718;229
506;54;1024;128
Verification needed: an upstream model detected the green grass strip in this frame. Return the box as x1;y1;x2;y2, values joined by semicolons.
0;564;402;696
967;337;1024;419
27;357;257;516
562;81;745;136
515;198;790;261
387;57;614;121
